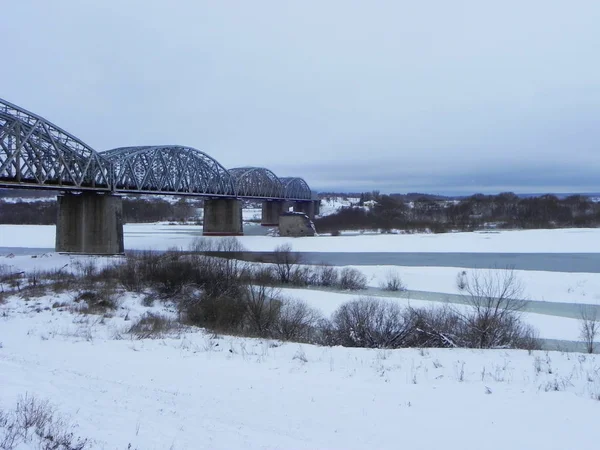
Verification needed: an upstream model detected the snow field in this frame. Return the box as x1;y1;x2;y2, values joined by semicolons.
2;224;600;448
1;293;599;450
5;224;600;253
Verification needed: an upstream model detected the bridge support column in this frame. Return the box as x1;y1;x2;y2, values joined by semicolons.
292;201;315;220
56;192;124;254
261;200;287;226
314;199;321;216
203;198;243;236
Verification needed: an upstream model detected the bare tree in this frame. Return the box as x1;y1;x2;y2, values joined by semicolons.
273;243;302;284
580;306;599;354
242;283;282;336
457;267;529;348
275;299;322;342
339;268;367;290
379;269;406;292
330;297;413;348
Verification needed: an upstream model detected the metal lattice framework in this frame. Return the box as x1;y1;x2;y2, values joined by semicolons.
0;97;314;200
229;166;284;199
102;146;236;196
0;97;111;190
280;177;313;200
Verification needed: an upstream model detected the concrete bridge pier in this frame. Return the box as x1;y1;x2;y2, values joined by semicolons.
261;200;287;226
203;198;243;235
292;201;316;220
56;192;124;254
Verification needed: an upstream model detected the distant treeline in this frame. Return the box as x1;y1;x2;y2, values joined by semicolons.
314;192;600;233
0;198;199;225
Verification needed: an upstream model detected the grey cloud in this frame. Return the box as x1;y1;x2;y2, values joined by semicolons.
3;0;599;195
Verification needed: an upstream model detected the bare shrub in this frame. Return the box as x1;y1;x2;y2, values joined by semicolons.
72;258;98;279
458;268;530;348
580;306;599;354
380;269;406;291
275;299;322;342
152;251;198;295
241;283;282;336
189;237;249;286
128;312;178;339
339;268;367;290
315;298;540;351
513;322;542;351
26;268;43;289
40;268;77;293
289;266;312;287
114;251;162;292
72;287;120;315
0;394;89;450
0;265;22;301
313;264;339;287
0;264;14;282
330;297;412;348
405;305;463;348
273;244;302;284
0;265;23;292
180;288;247;333
248;265;277;286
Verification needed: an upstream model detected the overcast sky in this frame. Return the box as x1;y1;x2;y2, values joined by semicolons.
3;1;599;195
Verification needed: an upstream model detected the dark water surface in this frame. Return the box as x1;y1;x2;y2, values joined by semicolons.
3;246;600;273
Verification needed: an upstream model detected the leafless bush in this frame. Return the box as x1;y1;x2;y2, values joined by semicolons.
0;264;13;282
40;267;77;293
152;251;198;295
289;266;313;287
274;299;322;342
312;264;339;287
248;265;278;286
0;394;89;450
128;312;178;339
189;237;249;285
404;305;463;348
379;269;406;291
113;251;162;292
580;306;599;354
241;283;282;336
26;268;43;289
179;288;247;333
273;244;302;284
0;265;21;301
72;258;98;280
512;322;542;351
315;297;539;351
329;297;413;348
339;268;367;290
457;268;530;348
72;287;120;315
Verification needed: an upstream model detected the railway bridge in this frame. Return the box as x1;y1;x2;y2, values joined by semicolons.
0;97;319;253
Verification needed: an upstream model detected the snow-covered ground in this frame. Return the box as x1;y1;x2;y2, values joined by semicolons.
3;224;600;253
318;196;360;216
1;292;599;450
3;224;600;449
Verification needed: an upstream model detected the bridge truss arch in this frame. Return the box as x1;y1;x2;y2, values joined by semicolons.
228;166;284;199
102;145;236;196
279;177;313;201
0;97;111;190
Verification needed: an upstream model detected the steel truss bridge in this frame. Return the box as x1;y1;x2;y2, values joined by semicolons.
0;97;314;201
